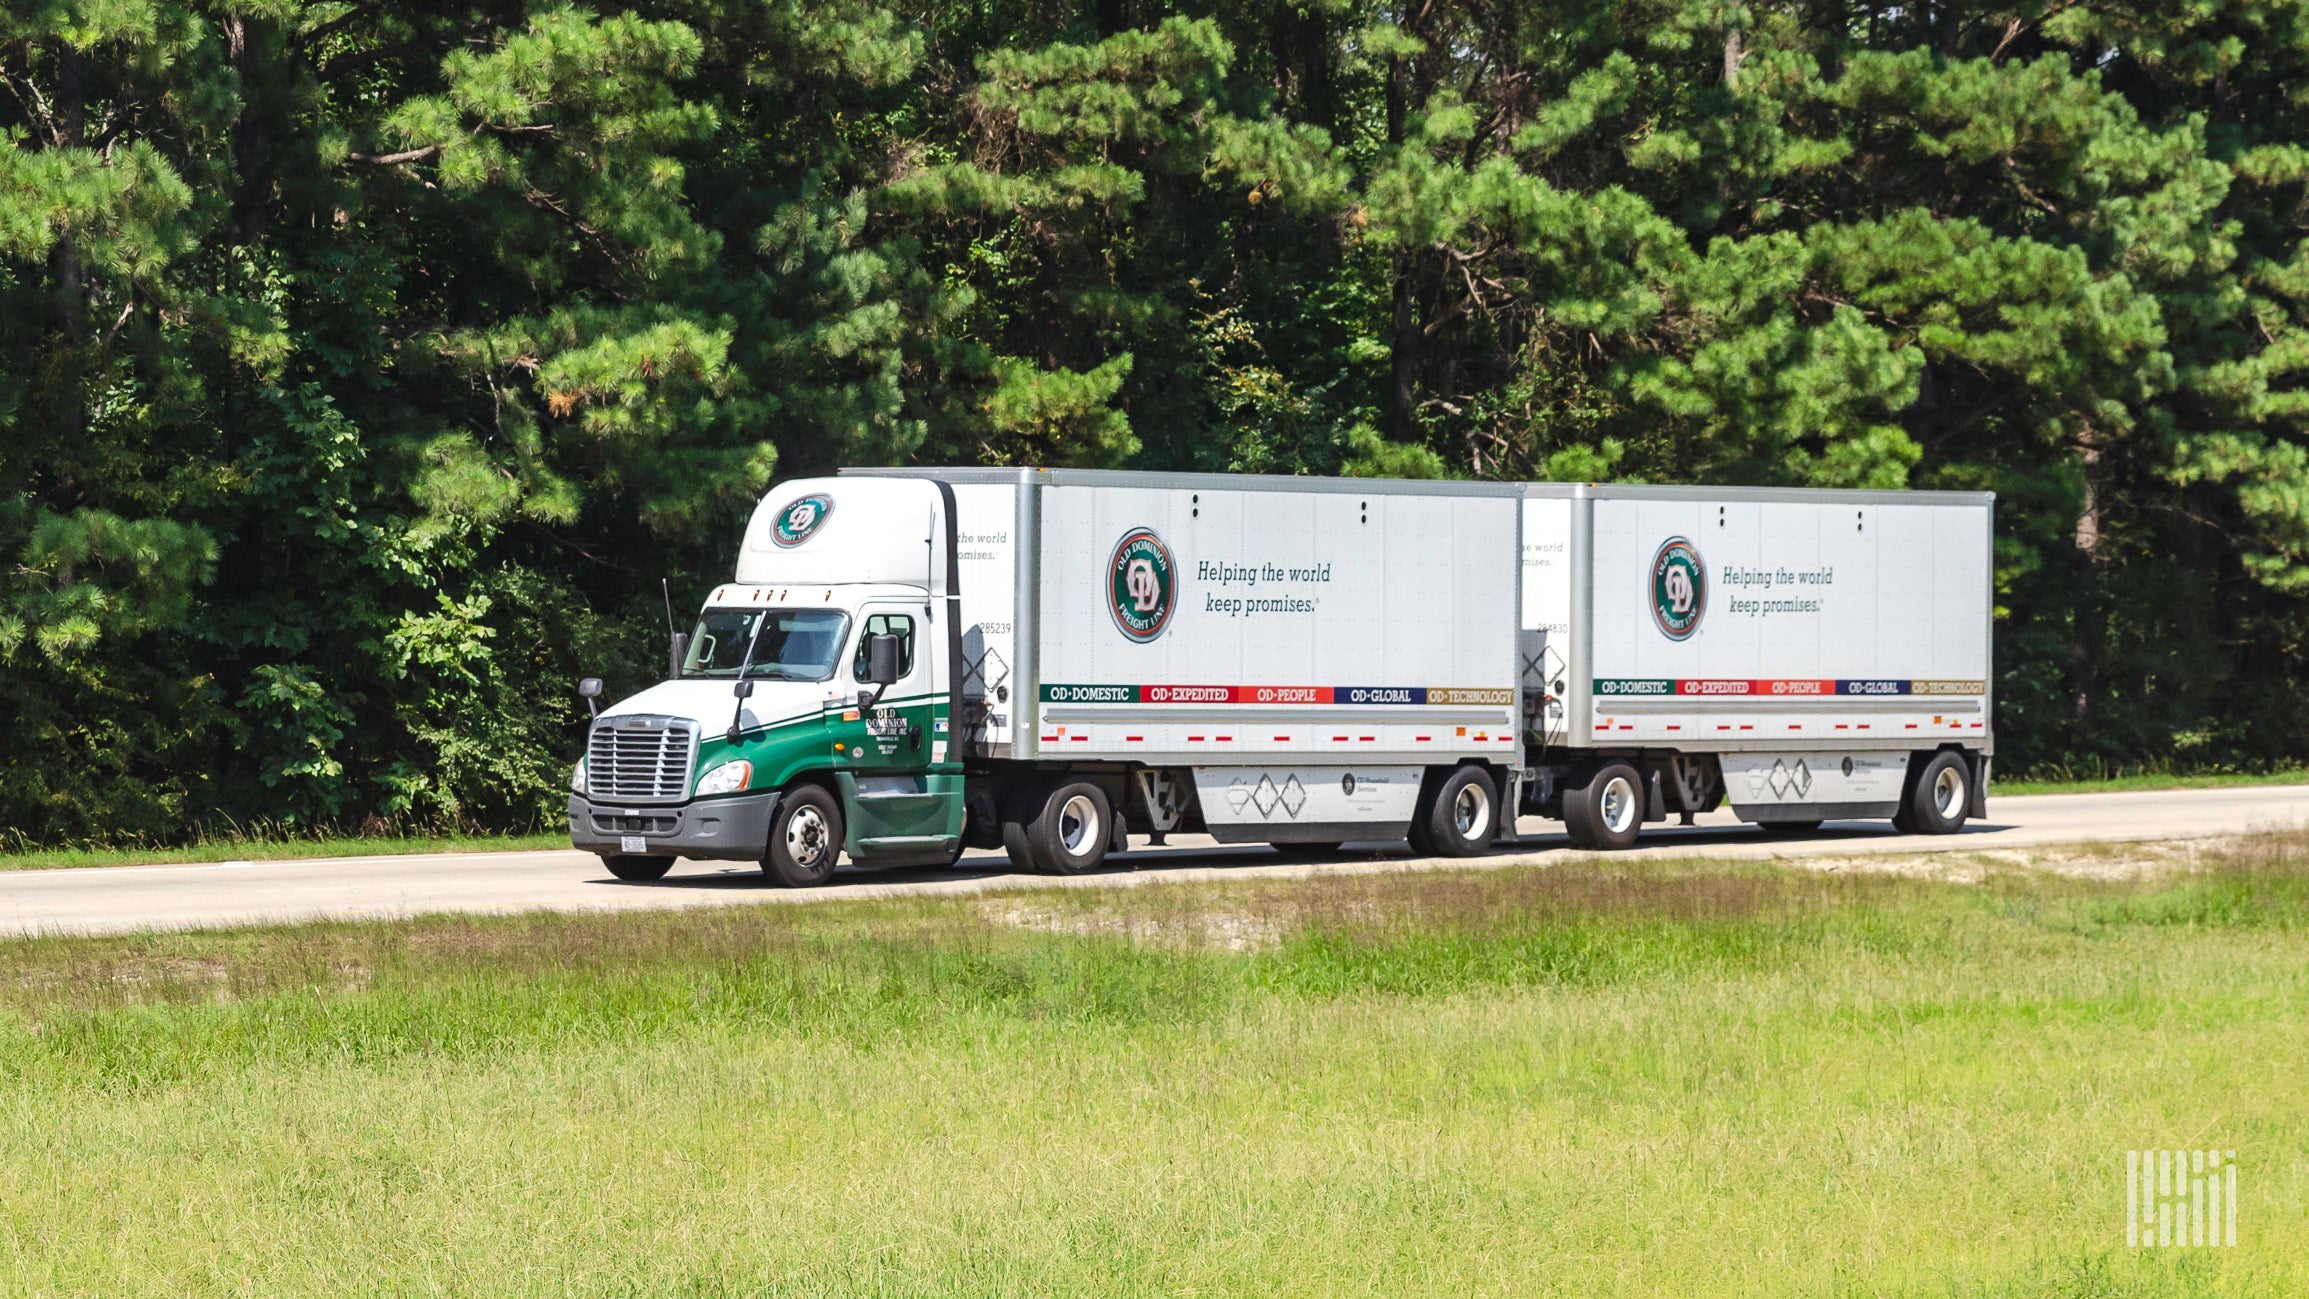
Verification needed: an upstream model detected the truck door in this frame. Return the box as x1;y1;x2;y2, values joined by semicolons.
847;605;935;772
839;603;964;861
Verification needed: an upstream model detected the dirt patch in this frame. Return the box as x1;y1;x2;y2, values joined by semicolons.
980;901;1284;952
1770;836;2235;884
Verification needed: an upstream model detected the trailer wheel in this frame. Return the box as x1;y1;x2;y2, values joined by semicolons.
1563;762;1644;850
1901;751;1971;835
762;784;844;887
1413;766;1499;858
1025;780;1113;875
602;854;674;882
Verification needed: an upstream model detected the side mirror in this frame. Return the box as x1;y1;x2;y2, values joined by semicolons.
728;678;753;741
578;676;603;719
867;634;904;686
668;631;689;681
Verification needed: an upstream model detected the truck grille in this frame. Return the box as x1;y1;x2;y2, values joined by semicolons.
586;716;696;802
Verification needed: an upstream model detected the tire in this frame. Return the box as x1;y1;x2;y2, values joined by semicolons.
1405;811;1437;857
1000;816;1038;874
1758;819;1824;837
1414;766;1499;858
761;784;844;886
1025;780;1112;875
1563;761;1644;850
1902;751;1971;835
603;854;674;882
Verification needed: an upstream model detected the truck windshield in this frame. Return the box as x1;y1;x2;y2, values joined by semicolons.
684;608;851;681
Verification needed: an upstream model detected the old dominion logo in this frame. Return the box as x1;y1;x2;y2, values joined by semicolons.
1107;528;1176;642
771;493;834;548
1650;536;1706;640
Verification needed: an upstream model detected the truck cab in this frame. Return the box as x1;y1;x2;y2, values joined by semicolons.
568;476;965;884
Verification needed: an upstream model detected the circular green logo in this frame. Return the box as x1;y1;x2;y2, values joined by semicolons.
771;493;833;548
1650;537;1706;640
1107;528;1175;642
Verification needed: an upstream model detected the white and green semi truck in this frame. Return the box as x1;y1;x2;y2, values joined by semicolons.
569;470;1993;882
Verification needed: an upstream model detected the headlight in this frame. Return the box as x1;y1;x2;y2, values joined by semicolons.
694;760;752;796
570;757;587;793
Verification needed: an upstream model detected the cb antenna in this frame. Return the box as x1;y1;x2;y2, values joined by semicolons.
661;578;676;637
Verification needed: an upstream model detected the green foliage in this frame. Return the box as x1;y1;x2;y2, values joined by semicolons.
5;0;2309;842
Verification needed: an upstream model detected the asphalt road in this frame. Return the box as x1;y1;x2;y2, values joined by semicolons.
4;784;2306;938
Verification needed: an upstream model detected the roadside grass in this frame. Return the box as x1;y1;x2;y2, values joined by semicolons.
0;829;569;872
1995;765;2309;796
1;841;2304;1295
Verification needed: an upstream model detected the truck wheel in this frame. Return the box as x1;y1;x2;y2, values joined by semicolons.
603;854;674;882
1564;762;1644;850
1026;781;1112;875
1416;766;1499;858
1902;751;1971;835
762;784;844;886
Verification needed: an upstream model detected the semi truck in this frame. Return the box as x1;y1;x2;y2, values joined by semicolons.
568;469;1992;881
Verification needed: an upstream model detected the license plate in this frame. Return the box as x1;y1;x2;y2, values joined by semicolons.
620;835;646;854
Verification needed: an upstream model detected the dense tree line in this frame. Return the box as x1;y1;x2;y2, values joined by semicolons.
4;0;2306;843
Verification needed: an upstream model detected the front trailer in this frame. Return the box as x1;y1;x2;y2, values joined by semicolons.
569;471;1995;882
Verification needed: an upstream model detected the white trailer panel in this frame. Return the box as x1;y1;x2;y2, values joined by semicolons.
1193;765;1425;838
1029;477;1522;764
1523;485;1994;755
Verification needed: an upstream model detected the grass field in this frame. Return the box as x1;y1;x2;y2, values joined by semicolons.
1;839;2302;1295
0;829;570;872
1992;767;2309;796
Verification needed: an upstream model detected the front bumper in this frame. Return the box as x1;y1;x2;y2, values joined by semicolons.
568;791;778;861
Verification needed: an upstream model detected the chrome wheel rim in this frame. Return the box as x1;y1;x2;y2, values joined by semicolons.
1059;794;1101;856
1452;781;1492;840
1600;776;1638;835
1933;765;1966;818
786;805;831;868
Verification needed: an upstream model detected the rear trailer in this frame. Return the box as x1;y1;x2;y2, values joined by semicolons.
1518;483;1995;848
